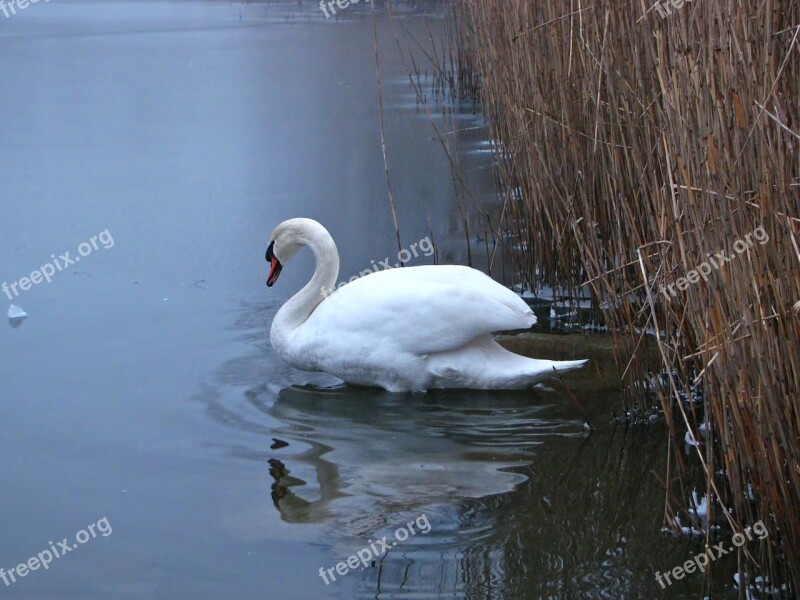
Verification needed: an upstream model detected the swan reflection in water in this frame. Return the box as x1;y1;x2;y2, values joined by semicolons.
253;384;586;529
247;383;599;597
203;341;670;598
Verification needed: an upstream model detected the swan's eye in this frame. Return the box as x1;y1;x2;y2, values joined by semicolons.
265;241;275;262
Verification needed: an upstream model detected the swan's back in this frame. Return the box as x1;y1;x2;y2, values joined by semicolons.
304;265;536;356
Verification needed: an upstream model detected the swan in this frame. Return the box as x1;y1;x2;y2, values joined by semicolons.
266;218;587;392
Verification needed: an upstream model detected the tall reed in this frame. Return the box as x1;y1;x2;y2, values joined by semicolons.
453;0;800;591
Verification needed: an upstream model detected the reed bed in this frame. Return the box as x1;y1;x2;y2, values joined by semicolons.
451;0;800;593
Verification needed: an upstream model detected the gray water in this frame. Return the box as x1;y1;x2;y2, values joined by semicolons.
0;2;743;598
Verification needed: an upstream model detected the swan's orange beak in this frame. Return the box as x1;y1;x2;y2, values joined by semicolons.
267;256;283;287
266;241;283;287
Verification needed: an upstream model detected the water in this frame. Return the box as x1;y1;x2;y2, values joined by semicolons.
0;2;743;598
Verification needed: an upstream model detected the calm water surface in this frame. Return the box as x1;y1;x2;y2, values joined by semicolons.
0;2;742;598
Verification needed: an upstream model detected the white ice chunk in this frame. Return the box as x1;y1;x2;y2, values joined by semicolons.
690;489;708;519
8;305;27;320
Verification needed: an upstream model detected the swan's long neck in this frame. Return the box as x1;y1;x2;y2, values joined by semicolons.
270;227;339;352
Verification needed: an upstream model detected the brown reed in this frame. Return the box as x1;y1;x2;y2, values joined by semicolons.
452;0;800;591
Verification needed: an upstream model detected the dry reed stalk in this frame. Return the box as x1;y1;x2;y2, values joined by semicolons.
370;2;404;260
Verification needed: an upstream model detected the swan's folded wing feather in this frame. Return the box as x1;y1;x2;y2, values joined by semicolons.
307;265;536;356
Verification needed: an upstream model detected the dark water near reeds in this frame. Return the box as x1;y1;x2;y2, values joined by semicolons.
0;2;745;598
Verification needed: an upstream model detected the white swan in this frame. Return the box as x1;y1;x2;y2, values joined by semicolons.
266;218;587;392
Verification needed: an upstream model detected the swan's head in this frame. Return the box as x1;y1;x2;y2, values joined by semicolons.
265;218;332;287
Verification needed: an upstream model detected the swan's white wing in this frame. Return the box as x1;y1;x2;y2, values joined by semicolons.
306;265;536;356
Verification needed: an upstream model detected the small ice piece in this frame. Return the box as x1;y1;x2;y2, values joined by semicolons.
8;305;26;319
8;304;28;327
550;307;556;319
745;482;756;501
672;515;705;538
690;490;708;520
733;572;743;588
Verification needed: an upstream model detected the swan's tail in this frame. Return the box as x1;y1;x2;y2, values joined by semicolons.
548;359;589;375
427;336;588;390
